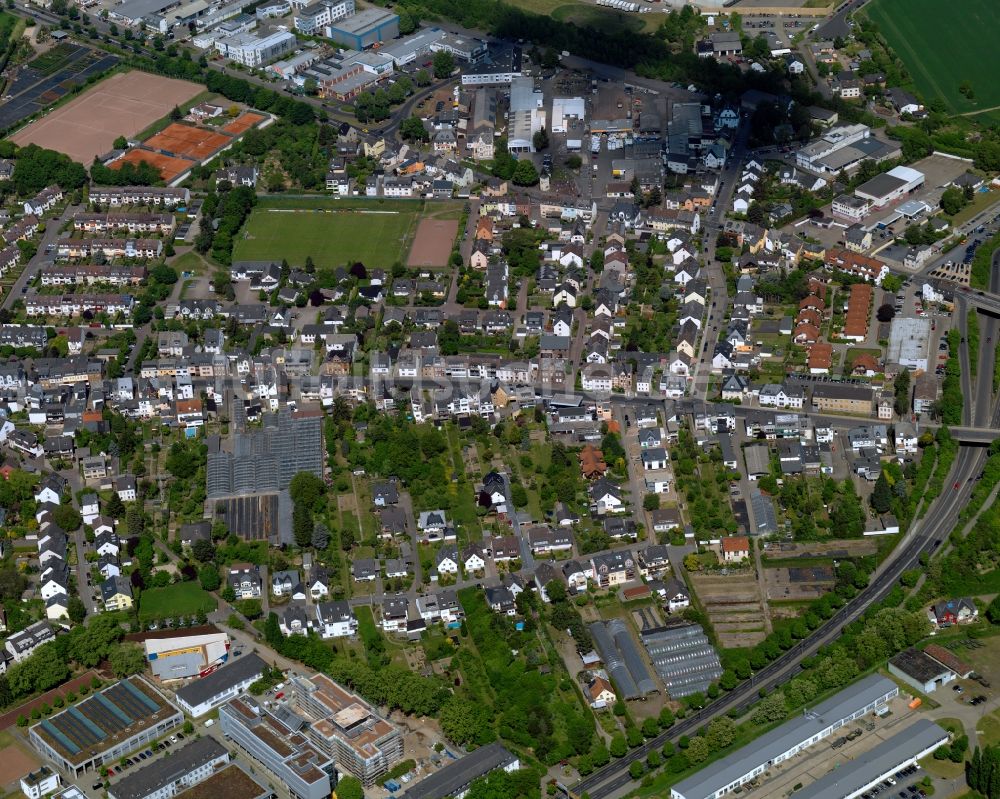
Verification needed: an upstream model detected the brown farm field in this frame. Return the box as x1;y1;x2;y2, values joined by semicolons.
10;71;203;163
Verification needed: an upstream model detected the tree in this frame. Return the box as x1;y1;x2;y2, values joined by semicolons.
512;159;539;187
109;643;146;677
199;564;221;592
894;368;911;416
876;303;895;322
415;68;431;87
312;522;330;551
52;505;82;531
439;696;494;746
192;539;216;563
432;50;455;78
706;717;735;750
628;760;645;779
643;494;660;511
400;115;429;142
113;135;128;149
871;470;893;514
751;691;787;725
686;736;710;764
610;734;627;757
169;105;182;121
532;128;550;151
67;596;86;624
335;776;364;799
293;502;313;548
237;598;262;619
940;186;967;216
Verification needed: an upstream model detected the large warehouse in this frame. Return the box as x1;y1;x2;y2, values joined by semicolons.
29;677;183;776
887;317;931;372
855;165;925;208
794;719;949;799
670;675;899;799
141;627;232;680
325;7;399;49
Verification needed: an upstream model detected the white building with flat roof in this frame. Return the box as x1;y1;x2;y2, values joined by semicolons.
671;675;899;799
507;76;545;152
887;316;931;371
551;97;585;134
215;29;296;67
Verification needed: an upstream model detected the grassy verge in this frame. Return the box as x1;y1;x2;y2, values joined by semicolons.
970;230;1000;289
968;312;980;378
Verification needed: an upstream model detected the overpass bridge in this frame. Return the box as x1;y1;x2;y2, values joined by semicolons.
958;287;1000;316
950;426;1000;444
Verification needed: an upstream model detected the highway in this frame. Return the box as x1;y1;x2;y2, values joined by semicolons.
574;256;1000;799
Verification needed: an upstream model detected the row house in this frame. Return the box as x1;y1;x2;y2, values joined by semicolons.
73;212;174;235
2;215;40;244
89;186;189;207
39;264;146;287
25;294;135;318
57;237;163;260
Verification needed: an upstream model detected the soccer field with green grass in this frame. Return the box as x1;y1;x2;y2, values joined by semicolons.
233;199;424;268
138;583;217;622
863;0;1000;116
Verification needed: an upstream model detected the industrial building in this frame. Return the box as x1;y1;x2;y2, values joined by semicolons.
670;674;899;799
507;77;545;153
887;317;931;372
107;737;229;799
639;620;722;698
589;619;657;700
460;46;523;85
888;648;955;694
325;7;398;49
214;30;297;67
138;627;231;680
796;125;900;175
379;26;445;65
29;677;183;776
174;653;266;717
794;719;948;799
855;166;925;209
400;742;519;799
550;97;586;134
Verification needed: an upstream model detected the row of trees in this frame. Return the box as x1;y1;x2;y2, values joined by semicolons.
193;184;256;266
967;746;1000;797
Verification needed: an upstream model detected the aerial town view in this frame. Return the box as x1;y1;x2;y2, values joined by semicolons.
0;0;999;796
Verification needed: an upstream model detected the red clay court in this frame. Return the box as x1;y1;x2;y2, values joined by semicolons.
10;71;203;163
114;149;192;182
223;111;266;135
408;218;459;267
145;122;231;160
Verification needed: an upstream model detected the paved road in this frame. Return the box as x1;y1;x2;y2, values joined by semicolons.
2;204;79;311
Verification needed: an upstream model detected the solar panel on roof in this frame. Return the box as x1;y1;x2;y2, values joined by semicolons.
96;690;134;726
42;719;81;754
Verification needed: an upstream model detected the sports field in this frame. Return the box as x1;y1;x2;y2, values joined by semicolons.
864;0;1000;116
234;199;460;268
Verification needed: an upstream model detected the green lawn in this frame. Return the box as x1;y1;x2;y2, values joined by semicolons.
139;582;217;621
863;0;1000;115
233;201;423;268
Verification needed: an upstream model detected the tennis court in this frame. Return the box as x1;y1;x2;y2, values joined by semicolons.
114;149;193;182
223;111;267;135
145;122;231;160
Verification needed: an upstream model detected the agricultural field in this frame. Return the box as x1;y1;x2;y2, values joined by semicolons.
233;198;462;269
863;0;1000;116
138;582;217;622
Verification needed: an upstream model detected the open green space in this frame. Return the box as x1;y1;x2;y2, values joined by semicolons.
138;582;217;621
233;198;462;268
863;0;1000;114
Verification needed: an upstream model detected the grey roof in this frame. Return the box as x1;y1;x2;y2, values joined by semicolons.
673;675;898;799
794;720;948;799
108;737;228;799
889;647;950;683
175;653;266;708
401;742;518;799
589;619;656;700
640;620;721;698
